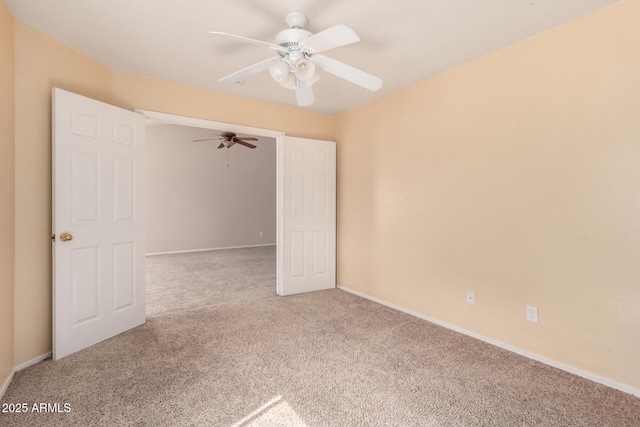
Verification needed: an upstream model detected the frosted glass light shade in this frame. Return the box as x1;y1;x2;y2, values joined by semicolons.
281;73;297;89
295;59;316;81
269;60;290;83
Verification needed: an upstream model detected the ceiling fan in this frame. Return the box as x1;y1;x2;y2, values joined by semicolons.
193;131;258;149
210;12;383;107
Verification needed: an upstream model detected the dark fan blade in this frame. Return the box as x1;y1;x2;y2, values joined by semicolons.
235;139;257;149
217;143;225;149
236;137;258;141
193;138;219;142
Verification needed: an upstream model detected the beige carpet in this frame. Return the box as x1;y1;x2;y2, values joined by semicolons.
1;246;639;426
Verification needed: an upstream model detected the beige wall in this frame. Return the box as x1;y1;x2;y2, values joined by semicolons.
0;0;15;391
12;23;334;366
146;125;276;253
13;22;113;364
110;71;334;141
336;0;640;390
8;0;638;395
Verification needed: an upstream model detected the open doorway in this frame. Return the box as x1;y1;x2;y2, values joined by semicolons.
136;109;286;293
137;111;283;317
52;91;335;360
136;109;337;298
143;122;278;315
144;123;277;255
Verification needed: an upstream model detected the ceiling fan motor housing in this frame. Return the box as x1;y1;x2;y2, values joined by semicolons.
213;10;383;107
275;28;312;51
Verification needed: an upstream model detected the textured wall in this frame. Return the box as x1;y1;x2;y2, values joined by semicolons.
13;22;113;365
336;0;640;391
0;0;15;393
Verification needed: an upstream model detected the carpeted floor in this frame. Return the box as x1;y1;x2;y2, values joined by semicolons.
1;246;639;426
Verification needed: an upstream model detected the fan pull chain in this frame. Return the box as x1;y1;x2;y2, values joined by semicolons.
226;148;229;167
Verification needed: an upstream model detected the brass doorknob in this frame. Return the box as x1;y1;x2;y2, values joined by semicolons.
60;232;73;242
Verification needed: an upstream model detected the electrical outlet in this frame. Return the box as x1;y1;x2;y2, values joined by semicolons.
466;290;475;305
526;305;539;323
259;231;263;237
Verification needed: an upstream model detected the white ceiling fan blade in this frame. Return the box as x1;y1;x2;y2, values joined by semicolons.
307;74;321;86
218;57;278;84
318;56;383;91
209;32;285;53
295;84;315;107
300;24;360;53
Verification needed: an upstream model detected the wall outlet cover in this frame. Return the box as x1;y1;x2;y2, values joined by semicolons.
466;290;475;305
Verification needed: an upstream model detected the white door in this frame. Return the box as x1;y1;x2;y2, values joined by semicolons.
277;137;336;295
52;88;146;359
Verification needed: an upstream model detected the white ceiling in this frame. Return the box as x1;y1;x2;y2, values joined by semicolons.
7;0;620;115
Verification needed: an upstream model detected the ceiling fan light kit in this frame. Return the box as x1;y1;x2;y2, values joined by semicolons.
281;73;297;90
210;12;383;107
294;58;315;81
269;59;290;83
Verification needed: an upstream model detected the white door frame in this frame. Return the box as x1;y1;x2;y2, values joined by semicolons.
134;110;288;295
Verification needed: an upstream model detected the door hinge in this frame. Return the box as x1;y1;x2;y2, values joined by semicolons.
51;234;55;242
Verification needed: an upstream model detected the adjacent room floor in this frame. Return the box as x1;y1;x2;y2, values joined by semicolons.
1;246;639;426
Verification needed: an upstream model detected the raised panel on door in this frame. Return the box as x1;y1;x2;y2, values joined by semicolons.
313;170;327;216
312;230;327;276
71;246;100;326
71;110;100;139
113;121;136;146
290;231;306;278
113;156;136;222
71;150;100;225
113;242;135;312
290;170;306;216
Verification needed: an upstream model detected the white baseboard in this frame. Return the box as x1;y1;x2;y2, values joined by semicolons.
14;352;52;372
337;285;640;398
0;352;51;400
146;243;276;256
0;370;14;400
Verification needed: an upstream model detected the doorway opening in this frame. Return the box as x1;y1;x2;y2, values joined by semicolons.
53;90;335;360
144;123;277;256
136;110;285;302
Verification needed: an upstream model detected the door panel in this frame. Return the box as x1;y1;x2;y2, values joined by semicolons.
278;137;336;295
53;88;146;359
113;156;136;222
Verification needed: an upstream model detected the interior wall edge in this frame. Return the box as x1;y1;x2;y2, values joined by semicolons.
0;370;15;400
0;0;16;400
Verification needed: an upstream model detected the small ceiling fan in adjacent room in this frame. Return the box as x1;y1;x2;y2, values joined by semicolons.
193;131;258;149
209;12;383;107
193;131;258;167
